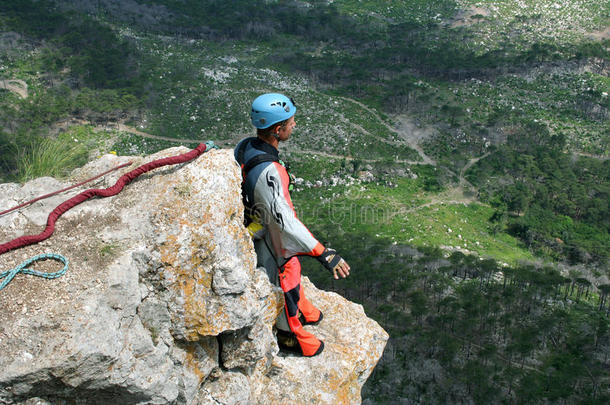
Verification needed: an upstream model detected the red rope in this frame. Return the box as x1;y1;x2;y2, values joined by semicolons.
0;143;208;256
0;161;133;217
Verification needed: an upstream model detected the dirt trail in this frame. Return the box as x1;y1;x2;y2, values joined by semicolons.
393;115;436;165
292;149;426;165
573;151;609;161
587;26;610;41
460;152;490;188
450;6;490;28
114;124;208;144
0;79;28;99
390;151;492;217
339;96;436;165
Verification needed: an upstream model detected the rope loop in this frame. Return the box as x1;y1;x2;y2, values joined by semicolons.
0;253;69;291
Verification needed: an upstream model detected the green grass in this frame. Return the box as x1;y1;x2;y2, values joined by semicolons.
16;135;88;182
1;125;113;182
99;242;119;257
291;158;535;265
396;203;535;263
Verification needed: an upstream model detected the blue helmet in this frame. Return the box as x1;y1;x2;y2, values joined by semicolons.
250;93;296;129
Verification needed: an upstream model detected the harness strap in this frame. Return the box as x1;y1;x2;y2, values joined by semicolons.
236;138;280;192
237;138;281;228
243;153;279;173
236;138;280;173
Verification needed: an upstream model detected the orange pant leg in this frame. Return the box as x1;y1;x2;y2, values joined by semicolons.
279;257;322;356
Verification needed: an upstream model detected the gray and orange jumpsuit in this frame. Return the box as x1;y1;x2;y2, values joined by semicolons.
235;137;324;356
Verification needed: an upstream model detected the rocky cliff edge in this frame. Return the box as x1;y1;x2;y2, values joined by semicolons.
0;147;388;404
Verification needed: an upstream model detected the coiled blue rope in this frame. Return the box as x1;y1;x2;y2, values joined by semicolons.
0;253;68;291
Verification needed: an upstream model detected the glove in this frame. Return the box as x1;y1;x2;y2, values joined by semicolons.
316;248;345;274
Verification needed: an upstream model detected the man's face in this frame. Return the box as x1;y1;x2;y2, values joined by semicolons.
277;116;296;142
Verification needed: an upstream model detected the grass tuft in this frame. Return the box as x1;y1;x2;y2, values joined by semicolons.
17;136;88;182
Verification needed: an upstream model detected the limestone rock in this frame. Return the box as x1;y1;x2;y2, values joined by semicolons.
244;277;388;405
196;371;251;405
0;147;387;404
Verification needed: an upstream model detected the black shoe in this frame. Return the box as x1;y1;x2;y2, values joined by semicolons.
276;330;324;357
276;329;300;354
299;311;323;326
312;340;324;356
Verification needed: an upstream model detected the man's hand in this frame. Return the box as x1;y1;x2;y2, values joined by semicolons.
316;248;351;279
333;257;350;280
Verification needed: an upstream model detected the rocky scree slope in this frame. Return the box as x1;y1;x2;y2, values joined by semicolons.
0;148;388;404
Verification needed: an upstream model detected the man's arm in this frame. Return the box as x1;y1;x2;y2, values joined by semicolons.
254;162;350;278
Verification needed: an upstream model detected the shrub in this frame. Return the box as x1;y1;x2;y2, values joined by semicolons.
16;136;88;182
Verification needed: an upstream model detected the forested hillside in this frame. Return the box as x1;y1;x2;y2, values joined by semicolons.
1;0;608;403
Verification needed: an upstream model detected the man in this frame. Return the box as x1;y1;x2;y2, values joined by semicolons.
235;93;350;357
